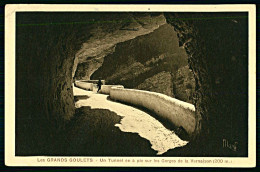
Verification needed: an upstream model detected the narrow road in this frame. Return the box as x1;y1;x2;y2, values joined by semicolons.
73;85;188;155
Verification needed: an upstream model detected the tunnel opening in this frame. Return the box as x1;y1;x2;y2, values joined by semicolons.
72;14;195;155
74;23;196;103
15;12;248;157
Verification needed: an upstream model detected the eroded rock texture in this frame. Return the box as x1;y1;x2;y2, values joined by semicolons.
73;13;166;79
16;13;92;155
15;12;169;155
91;24;193;98
136;71;174;97
173;65;195;104
165;12;248;156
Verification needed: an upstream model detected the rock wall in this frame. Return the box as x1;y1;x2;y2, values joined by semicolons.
16;13;92;155
173;65;196;104
165;12;248;156
91;24;192;99
74;13;166;80
136;71;174;97
74;56;105;81
15;12;167;155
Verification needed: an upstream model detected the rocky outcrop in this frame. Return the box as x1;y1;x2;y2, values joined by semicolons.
73;13;166;79
91;24;191;99
136;71;174;97
74;57;104;81
173;65;195;104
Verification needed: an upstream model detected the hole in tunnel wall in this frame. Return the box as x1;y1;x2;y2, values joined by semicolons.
78;23;196;103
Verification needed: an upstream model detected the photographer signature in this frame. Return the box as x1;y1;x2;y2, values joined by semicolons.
223;139;238;152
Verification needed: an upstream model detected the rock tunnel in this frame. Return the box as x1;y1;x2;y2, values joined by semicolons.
16;12;248;156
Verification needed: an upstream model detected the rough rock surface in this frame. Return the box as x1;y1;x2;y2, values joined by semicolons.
91;24;192;99
73;13;166;79
165;12;248;156
15;12;166;155
16;13;91;155
173;65;196;104
136;71;174;97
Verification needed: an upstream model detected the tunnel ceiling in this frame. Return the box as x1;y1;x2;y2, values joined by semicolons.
72;13;166;78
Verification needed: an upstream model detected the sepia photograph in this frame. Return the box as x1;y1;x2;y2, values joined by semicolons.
5;4;256;167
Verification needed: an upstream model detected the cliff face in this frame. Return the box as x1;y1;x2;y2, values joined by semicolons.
136;71;174;97
91;24;193;99
73;13;166;79
173;65;195;104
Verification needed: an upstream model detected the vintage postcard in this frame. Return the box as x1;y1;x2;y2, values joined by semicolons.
5;4;256;167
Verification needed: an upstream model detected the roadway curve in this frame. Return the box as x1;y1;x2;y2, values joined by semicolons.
73;85;188;155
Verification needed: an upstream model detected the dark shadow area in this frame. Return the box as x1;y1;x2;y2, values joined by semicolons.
106;96;190;142
58;106;157;156
106;96;247;157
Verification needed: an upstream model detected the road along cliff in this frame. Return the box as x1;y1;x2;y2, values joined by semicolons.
73;85;188;155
